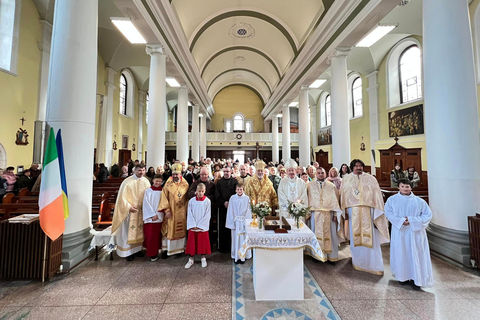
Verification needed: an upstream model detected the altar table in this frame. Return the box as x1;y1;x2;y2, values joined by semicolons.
239;218;325;301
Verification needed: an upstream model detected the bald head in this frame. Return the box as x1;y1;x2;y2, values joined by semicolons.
199;167;209;182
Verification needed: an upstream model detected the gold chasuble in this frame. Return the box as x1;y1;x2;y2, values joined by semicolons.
112;175;151;245
244;175;278;209
307;180;342;253
158;177;189;241
340;173;389;248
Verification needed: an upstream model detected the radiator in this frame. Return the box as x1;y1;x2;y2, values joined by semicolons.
0;220;63;280
468;213;480;268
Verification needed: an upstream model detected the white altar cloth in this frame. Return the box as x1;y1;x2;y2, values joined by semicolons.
239;219;325;301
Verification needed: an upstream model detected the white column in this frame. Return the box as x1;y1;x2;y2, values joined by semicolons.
146;44;166;168
423;0;480;265
200;114;207;159
95;94;104;163
367;71;379;176
45;0;98;269
298;87;310;167
281;104;291;161
331;49;351;168
310;100;317;149
191;105;200;162
137;90;146;161
97;67;115;166
272;115;279;163
176;86;189;163
33;20;52;163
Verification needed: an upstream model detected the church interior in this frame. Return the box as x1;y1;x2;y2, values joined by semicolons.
1;0;480;319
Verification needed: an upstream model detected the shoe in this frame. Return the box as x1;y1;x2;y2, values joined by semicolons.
161;251;168;259
201;257;207;268
135;251;145;258
185;258;194;269
234;260;241;264
399;280;410;285
411;282;421;291
126;255;134;261
239;260;245;264
150;256;159;262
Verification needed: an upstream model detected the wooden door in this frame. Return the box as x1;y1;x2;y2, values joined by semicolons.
118;149;131;166
315;150;329;170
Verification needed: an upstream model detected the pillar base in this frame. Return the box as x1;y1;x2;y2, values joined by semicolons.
61;227;93;271
427;223;471;267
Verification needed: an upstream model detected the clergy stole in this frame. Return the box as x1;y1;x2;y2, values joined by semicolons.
244;175;278;209
158;178;190;240
307;180;341;253
112;176;151;245
340;173;389;248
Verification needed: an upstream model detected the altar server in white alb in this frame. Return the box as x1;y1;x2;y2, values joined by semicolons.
277;159;308;218
142;174;164;262
385;179;433;289
226;182;252;263
185;183;211;269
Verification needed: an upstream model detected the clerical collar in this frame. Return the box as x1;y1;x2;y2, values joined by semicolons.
196;195;206;201
317;179;325;183
151;185;162;191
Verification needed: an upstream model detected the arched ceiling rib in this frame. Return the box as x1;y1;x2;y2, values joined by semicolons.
208;71;270;104
207;68;272;94
212;84;266;106
189;10;298;55
201;46;281;79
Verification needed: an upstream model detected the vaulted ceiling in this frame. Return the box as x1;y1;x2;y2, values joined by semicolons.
169;0;329;103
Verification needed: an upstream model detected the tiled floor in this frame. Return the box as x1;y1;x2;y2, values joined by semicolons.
1;246;480;320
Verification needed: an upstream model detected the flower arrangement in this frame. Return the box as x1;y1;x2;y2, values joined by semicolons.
251;201;272;229
287;200;311;228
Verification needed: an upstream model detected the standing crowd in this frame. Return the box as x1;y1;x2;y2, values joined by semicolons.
109;156;433;290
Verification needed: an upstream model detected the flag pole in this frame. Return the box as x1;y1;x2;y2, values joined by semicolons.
42;233;47;283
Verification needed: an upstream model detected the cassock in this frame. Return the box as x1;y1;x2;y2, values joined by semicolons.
277;176;308;218
307;179;343;261
268;174;281;194
158;177;190;255
244;175;278;209
142;186;163;258
226;193;252;262
215;177;238;252
185;196;211;256
385;192;433;287
112;175;151;258
340;172;389;275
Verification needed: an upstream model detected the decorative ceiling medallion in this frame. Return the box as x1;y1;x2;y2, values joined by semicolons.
230;23;255;39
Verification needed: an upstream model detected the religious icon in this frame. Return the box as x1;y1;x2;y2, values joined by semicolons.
132;143;136;151
15;128;29;145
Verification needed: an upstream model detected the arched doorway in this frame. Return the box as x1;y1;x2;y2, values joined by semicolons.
0;143;6;169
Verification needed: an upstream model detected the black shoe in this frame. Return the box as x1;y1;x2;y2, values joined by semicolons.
411;282;421;291
135;251;145;258
234;260;241;264
239;260;245;264
161;251;168;259
399;280;410;285
326;260;336;265
126;255;135;261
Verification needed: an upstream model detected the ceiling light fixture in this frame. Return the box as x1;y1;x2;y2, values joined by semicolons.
110;17;146;44
355;25;396;47
166;77;181;87
309;79;326;89
288;102;298;107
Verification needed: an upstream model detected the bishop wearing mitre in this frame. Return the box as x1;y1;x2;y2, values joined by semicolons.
307;167;343;262
277;159;308;218
158;163;190;256
340;159;390;275
244;160;278;209
112;164;151;261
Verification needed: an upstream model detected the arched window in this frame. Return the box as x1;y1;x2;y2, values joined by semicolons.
233;114;244;131
399;45;422;103
320;94;331;127
119;73;128;115
351;77;363;118
0;0;19;73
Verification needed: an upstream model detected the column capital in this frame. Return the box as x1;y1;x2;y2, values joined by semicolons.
300;85;309;91
146;44;164;56
334;47;351;56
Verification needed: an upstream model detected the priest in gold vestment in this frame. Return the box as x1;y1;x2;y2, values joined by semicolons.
307;167;343;261
158;163;190;256
112;165;151;260
244;161;278;209
340;159;389;274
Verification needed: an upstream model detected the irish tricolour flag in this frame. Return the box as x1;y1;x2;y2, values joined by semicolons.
39;128;68;240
